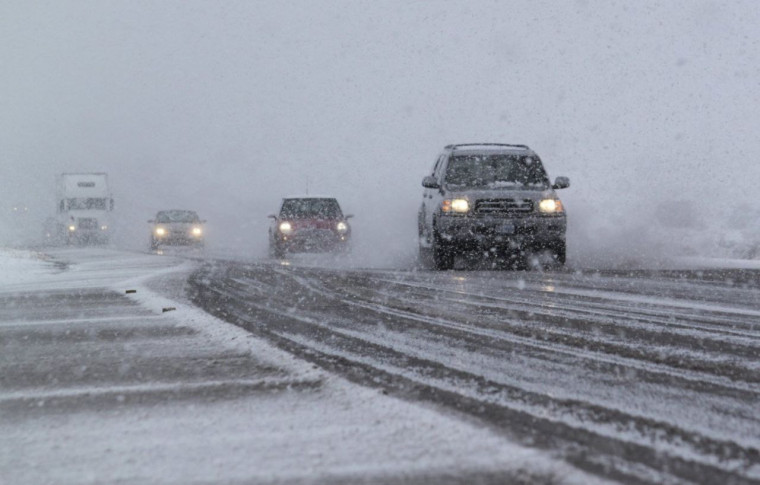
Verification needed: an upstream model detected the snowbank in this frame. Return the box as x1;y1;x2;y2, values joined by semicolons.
0;248;58;289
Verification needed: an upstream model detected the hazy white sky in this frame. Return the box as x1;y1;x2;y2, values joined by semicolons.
2;1;759;261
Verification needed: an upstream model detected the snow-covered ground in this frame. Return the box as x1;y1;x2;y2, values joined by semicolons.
0;248;58;287
0;248;605;484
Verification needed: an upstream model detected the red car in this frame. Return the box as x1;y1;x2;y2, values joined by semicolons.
269;197;352;257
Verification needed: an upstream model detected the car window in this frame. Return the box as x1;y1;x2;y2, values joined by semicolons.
431;155;444;177
444;155;549;189
66;198;108;210
280;199;343;219
156;211;200;223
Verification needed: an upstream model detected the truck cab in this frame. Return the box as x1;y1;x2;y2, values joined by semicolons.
56;173;114;245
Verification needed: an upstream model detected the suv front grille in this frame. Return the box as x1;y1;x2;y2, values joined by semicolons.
475;199;533;215
78;218;98;230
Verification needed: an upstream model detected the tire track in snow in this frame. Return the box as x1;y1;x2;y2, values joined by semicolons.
188;261;760;485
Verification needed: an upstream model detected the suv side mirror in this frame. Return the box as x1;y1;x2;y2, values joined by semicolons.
553;176;570;190
422;176;440;189
267;214;277;219
147;219;155;223
344;214;354;219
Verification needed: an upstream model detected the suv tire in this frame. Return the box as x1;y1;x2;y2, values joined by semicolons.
432;235;455;270
270;242;285;259
552;240;566;265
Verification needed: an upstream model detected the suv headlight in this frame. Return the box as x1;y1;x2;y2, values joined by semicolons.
279;221;293;235
538;199;564;214
155;227;166;236
192;226;203;236
336;222;348;233
442;198;469;214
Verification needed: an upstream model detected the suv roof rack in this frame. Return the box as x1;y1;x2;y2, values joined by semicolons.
445;143;530;150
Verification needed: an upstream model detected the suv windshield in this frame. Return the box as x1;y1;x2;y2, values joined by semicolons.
280;199;342;219
445;155;549;189
156;211;200;223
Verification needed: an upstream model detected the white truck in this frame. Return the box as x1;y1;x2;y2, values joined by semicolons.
54;173;114;245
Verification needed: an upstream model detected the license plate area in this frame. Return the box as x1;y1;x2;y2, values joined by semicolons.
495;223;515;235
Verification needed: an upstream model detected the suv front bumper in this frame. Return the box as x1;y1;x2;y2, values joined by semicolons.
435;214;565;250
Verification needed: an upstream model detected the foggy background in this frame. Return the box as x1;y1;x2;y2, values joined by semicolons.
2;0;760;267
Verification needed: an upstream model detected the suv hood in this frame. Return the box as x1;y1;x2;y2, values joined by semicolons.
444;188;557;201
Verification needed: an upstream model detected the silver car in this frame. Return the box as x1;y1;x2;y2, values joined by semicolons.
418;143;570;270
148;210;206;249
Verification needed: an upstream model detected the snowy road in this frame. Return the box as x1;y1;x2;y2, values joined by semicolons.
190;260;760;485
1;249;599;485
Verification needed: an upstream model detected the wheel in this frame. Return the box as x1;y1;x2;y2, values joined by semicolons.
432;235;455;270
552;240;566;266
418;245;433;268
270;243;285;259
418;223;434;269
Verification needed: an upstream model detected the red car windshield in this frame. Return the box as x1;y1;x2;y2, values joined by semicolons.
280;199;343;219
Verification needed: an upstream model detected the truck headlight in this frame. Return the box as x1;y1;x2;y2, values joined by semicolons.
279;221;293;235
538;199;564;214
68;225;76;232
442;198;469;214
101;225;108;231
192;227;202;236
155;227;166;236
336;222;348;233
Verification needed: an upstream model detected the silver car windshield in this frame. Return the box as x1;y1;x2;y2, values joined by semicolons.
155;211;200;223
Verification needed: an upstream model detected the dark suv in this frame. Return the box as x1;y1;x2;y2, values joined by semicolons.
418;144;570;269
